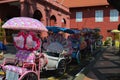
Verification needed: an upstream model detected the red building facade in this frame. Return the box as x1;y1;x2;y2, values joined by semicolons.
0;0;70;44
58;0;120;40
0;0;70;27
70;6;120;40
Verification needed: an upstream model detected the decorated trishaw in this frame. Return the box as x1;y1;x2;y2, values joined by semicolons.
43;26;73;65
66;29;87;64
45;27;87;64
0;17;68;80
92;28;103;49
81;28;103;58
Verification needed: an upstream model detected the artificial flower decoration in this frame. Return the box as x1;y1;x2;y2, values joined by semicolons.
25;32;41;51
13;32;26;50
26;35;35;49
43;34;73;55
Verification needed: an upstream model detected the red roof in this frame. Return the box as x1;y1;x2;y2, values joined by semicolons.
57;0;109;8
0;0;18;4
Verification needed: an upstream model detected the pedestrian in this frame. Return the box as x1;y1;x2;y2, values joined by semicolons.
0;41;7;59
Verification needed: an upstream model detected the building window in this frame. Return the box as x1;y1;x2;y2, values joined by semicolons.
95;10;103;22
110;9;119;22
76;12;82;22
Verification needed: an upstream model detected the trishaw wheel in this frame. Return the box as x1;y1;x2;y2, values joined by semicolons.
56;59;66;75
65;56;72;64
20;72;38;80
96;40;102;47
76;51;81;64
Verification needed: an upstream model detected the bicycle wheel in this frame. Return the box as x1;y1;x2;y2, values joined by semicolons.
56;59;66;75
20;72;38;80
76;51;81;64
65;56;72;64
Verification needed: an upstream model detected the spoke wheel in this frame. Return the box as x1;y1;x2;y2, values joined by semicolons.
20;72;38;80
96;40;102;47
76;51;81;64
56;59;66;75
65;56;72;64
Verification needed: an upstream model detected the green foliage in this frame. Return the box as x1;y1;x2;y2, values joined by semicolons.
0;21;5;42
0;21;4;27
104;37;112;46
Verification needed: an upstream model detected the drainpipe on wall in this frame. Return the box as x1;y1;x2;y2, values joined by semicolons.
20;0;29;17
45;5;51;26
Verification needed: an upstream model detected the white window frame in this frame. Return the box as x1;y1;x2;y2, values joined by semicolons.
110;9;119;22
95;10;103;22
76;12;83;22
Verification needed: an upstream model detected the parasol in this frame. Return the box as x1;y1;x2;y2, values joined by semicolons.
111;29;120;52
111;29;120;33
46;26;80;34
46;26;60;33
63;29;75;34
2;17;48;31
2;17;47;51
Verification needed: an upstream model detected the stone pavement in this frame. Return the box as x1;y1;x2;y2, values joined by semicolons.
1;46;120;80
0;45;16;63
75;46;120;80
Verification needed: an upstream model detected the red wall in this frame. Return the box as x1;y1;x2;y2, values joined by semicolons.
0;3;20;20
70;6;120;40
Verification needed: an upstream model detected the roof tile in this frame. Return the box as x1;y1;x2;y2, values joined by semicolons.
57;0;109;8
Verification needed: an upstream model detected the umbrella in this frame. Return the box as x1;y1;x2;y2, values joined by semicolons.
46;26;60;33
58;27;67;32
46;26;69;33
111;29;120;42
63;29;81;34
111;29;120;33
2;17;48;31
70;29;81;34
63;29;75;34
46;26;80;34
111;29;120;52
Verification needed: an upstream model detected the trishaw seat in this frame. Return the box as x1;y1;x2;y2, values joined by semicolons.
15;50;35;63
3;65;27;75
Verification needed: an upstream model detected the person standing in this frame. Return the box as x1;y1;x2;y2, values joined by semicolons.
0;41;7;59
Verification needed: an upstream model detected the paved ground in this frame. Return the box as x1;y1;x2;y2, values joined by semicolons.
0;45;16;63
80;46;120;80
0;45;103;80
1;46;119;80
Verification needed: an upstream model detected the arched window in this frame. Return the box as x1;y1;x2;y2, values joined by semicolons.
33;10;43;21
50;15;56;26
61;18;66;27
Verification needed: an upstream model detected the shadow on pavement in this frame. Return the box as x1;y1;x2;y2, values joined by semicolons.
86;46;120;80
